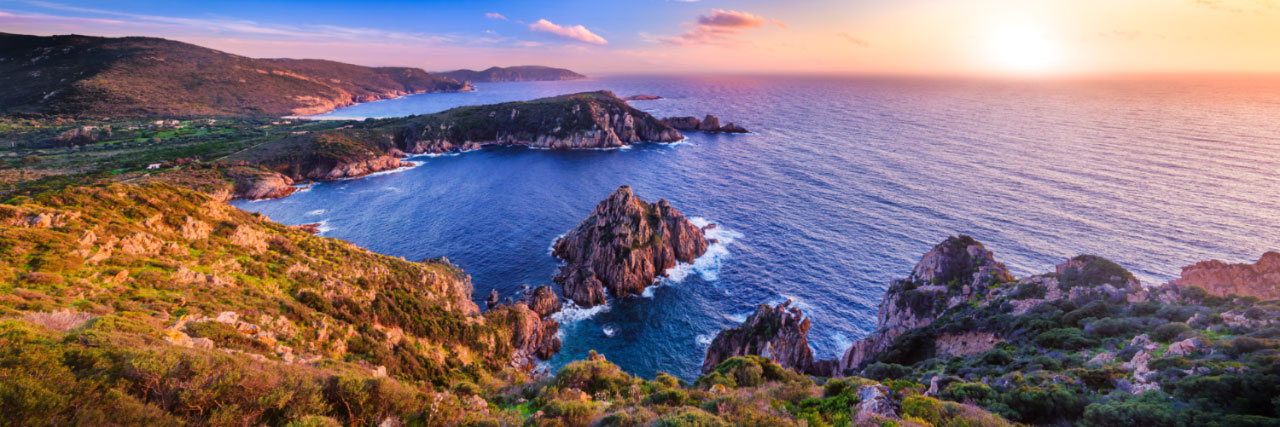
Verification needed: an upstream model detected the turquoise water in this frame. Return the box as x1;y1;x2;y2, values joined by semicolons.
237;75;1280;380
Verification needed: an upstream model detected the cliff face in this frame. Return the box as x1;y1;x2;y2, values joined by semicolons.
701;301;818;375
838;236;1013;372
0;32;470;117
1171;251;1280;300
392;91;682;154
552;186;708;307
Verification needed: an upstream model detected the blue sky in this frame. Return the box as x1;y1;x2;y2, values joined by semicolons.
2;0;1277;74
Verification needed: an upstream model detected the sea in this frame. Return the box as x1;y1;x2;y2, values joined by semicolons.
235;74;1280;380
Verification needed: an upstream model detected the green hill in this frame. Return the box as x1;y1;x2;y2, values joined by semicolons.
0;33;471;118
437;65;586;83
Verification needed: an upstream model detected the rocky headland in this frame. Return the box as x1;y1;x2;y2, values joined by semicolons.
552;186;709;307
662;114;749;133
436;65;585;83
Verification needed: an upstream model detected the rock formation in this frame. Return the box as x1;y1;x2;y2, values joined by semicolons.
394;91;683;154
701;300;819;375
838;236;1013;373
522;285;562;318
552;186;708;307
505;302;562;365
623;94;663;101
1171;251;1280;300
661;114;749;134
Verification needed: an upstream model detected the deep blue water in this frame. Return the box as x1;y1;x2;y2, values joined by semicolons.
238;75;1280;380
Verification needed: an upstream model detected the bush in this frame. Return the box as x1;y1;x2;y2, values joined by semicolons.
1086;317;1142;338
1080;392;1178;427
1063;301;1119;327
1152;323;1191;342
861;363;913;381
1035;328;1096;350
652;407;728;427
902;395;943;425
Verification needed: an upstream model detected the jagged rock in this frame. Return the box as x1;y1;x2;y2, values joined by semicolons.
552;186;708;308
1166;338;1204;356
1220;310;1275;328
838;236;1011;373
1130;334;1159;352
486;289;500;309
1172;252;1280;300
521;285;561;318
701;300;820;374
661;114;750;134
507;303;562;366
855;385;897;421
697;115;721;132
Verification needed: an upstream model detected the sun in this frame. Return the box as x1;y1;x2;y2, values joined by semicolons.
984;26;1061;74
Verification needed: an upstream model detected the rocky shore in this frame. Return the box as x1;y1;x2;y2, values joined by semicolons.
552;186;709;307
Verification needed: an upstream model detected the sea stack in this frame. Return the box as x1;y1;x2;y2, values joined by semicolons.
702;300;822;375
552;186;709;308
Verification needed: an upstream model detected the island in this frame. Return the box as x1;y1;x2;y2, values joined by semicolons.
436;65;586;83
552;186;709;307
662;114;749;133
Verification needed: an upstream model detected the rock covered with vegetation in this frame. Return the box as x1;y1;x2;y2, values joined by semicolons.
702;300;827;375
387;91;683;153
436;65;585;83
708;235;1280;426
552;186;709;308
0;32;470;117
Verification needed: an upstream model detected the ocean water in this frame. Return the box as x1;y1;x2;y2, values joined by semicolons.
237;75;1280;380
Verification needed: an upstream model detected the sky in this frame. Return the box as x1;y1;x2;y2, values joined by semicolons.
1;0;1278;75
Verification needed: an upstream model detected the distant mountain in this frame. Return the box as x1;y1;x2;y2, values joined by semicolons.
437;66;586;83
0;32;471;117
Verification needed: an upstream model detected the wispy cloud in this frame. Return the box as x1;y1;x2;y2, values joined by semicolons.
485;12;507;20
662;9;782;46
1193;0;1275;13
837;32;869;47
529;19;607;45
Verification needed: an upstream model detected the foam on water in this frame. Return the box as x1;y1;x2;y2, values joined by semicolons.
551;300;611;324
664;218;741;283
305;209;327;216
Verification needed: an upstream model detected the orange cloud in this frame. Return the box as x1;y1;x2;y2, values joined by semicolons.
529;19;607;45
664;9;782;45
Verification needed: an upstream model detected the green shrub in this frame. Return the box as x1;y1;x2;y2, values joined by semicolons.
652;407;728;427
902;395;943;425
861;363;913;381
1035;328;1096;350
1151;323;1191;342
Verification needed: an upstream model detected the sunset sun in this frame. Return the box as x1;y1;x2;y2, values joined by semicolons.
985;25;1061;73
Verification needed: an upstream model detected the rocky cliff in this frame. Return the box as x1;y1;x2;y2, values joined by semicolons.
390;91;683;154
552;186;709;307
838;235;1014;372
701;300;820;375
1171;251;1280;300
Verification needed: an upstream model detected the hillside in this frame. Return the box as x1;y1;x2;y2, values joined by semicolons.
0;32;471;117
437;65;586;83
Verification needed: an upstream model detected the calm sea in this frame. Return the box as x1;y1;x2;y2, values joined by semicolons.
237;74;1280;380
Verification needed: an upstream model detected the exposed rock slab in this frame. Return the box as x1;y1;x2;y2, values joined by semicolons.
1171;251;1280;300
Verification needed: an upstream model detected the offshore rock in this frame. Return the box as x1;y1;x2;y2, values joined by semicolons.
701;300;820;375
1171;251;1280;300
507;302;562;366
552;186;708;308
661;114;749;133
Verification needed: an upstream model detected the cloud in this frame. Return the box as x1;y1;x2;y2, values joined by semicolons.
1096;30;1144;40
529;19;607;45
662;9;782;46
1193;0;1275;13
485;12;507;20
837;32;869;47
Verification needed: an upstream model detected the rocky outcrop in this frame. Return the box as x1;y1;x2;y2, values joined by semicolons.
838;236;1012;374
1171;252;1280;300
394;91;683;154
522;285;562;318
294;155;411;181
231;169;296;200
623;94;663;101
701;300;819;375
507;302;562;367
661;114;749;134
552;186;708;307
